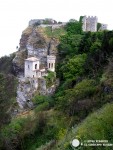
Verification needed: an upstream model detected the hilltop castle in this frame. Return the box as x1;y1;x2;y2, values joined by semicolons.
82;16;107;32
82;16;98;32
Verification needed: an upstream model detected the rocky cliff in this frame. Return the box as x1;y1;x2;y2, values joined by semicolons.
12;20;66;109
13;22;66;75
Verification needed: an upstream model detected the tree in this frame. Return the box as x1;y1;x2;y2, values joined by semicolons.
76;103;113;146
58;34;83;57
97;23;102;31
65;20;82;35
60;54;87;80
0;74;17;128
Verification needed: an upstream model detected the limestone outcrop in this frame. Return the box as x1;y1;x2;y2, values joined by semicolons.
12;21;64;75
13;19;66;109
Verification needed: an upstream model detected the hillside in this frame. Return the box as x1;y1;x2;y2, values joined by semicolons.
12;21;66;75
0;18;113;150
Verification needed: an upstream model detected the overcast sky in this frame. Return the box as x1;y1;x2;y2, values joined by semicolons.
0;0;113;57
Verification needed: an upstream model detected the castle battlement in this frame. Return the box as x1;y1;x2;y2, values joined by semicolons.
82;16;107;32
82;16;98;32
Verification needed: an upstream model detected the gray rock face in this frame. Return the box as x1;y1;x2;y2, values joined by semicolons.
13;21;62;109
12;49;27;75
13;23;60;75
29;19;44;26
16;76;58;109
20;34;30;49
16;76;35;109
38;78;59;95
29;18;57;26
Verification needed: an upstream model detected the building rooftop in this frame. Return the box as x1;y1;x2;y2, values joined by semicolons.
47;55;56;59
25;57;39;62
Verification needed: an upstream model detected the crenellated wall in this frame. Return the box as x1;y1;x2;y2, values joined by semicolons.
82;16;98;32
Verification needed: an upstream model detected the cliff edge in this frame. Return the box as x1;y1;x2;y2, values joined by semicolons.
13;20;66;75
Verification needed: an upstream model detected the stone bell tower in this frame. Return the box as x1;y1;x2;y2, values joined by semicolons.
47;55;56;72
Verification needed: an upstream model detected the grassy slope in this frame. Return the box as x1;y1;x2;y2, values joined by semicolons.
52;58;113;150
0;25;67;150
53;103;113;150
1;57;113;150
1;24;113;150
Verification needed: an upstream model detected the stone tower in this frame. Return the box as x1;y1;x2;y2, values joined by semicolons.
47;55;56;72
82;16;87;31
82;16;98;32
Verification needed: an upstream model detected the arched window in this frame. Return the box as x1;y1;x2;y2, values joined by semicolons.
49;63;50;68
51;63;53;68
35;64;37;69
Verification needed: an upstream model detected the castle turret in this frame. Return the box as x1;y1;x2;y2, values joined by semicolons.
82;16;98;32
47;55;56;72
90;16;98;32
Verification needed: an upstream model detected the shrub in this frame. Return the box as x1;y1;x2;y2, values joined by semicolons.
34;102;49;113
61;54;87;80
76;103;113;149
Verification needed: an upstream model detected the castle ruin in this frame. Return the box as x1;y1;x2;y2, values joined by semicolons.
82;16;98;32
82;16;107;32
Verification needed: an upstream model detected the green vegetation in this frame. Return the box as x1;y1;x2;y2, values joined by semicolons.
0;73;17;129
1;18;113;150
44;26;66;38
1;113;48;150
60;54;87;80
44;71;56;87
65;20;82;35
51;103;113;150
33;95;52;112
55;27;113;118
97;22;102;31
53;22;113;149
0;53;15;74
55;78;97;118
77;103;113;146
0;106;70;150
58;20;83;57
58;34;83;57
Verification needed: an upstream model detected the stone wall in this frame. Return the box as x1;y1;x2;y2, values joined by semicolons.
29;19;44;26
100;24;107;30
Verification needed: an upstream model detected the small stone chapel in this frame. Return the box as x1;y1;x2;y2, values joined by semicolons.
24;55;56;78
